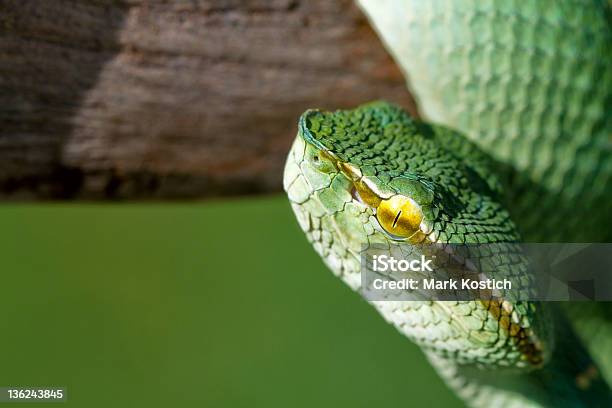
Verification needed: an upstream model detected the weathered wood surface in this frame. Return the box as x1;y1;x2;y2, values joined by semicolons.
0;0;416;199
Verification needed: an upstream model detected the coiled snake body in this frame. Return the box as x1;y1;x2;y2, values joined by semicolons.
283;1;612;406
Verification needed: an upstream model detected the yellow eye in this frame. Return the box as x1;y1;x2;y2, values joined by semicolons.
376;195;423;238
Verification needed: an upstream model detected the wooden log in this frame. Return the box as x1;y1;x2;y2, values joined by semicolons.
0;0;416;199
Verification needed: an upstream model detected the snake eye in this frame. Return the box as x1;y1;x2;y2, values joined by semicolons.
376;195;423;238
312;155;320;164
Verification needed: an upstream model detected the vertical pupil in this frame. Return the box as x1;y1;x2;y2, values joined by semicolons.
392;211;402;228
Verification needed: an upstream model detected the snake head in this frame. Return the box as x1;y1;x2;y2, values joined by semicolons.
283;101;552;371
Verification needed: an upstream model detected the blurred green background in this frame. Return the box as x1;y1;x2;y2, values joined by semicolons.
0;196;460;407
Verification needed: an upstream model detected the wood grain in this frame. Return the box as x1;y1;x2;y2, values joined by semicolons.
0;0;416;199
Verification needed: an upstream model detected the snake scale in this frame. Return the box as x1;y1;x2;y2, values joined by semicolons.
283;1;612;406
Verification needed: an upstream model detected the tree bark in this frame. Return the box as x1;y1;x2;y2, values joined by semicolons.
0;0;416;199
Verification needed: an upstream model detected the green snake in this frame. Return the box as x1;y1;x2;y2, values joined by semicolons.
283;1;611;406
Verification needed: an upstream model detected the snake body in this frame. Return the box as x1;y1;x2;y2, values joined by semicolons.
283;1;611;406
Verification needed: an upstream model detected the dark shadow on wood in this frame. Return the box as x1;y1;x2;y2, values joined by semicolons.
0;0;127;198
